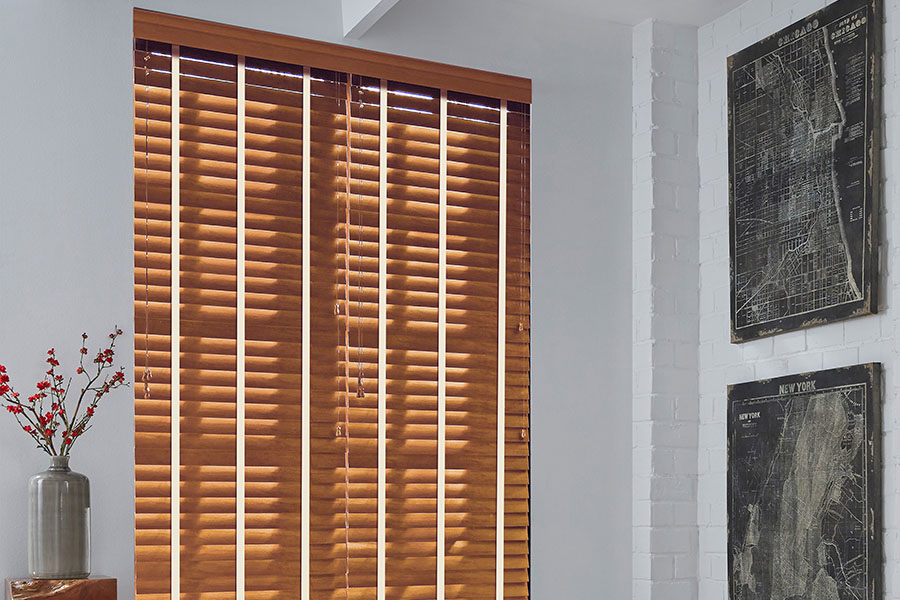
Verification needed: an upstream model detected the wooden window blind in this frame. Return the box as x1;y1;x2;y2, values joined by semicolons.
133;10;530;600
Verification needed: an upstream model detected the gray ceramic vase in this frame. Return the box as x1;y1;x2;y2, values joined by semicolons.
28;455;91;579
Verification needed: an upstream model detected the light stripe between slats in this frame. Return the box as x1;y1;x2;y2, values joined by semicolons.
437;89;448;600
496;99;508;600
377;79;388;600
236;54;246;600
301;65;312;600
170;43;181;600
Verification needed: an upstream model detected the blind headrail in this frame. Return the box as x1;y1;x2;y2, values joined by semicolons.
134;8;532;103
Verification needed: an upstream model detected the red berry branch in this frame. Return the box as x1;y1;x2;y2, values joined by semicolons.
0;327;130;456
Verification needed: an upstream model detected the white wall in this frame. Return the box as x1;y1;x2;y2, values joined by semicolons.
0;1;635;597
632;19;701;600
697;0;899;598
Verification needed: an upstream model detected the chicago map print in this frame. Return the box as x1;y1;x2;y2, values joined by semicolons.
728;0;881;341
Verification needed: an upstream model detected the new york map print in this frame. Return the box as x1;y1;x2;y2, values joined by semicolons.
727;364;881;600
728;0;880;341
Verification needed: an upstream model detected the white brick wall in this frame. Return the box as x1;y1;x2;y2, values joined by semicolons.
696;1;899;598
633;19;701;600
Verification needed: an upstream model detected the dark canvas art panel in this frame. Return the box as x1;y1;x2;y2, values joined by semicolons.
727;364;881;600
728;0;881;342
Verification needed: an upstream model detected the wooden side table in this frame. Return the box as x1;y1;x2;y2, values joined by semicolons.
5;577;116;600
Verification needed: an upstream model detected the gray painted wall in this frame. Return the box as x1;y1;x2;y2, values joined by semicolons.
0;1;633;597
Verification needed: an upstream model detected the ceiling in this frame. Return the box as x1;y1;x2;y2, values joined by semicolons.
508;0;749;26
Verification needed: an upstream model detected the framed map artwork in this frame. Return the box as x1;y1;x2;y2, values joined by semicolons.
727;364;881;600
728;0;881;342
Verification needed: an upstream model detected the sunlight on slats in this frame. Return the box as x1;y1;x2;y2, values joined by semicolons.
134;39;530;600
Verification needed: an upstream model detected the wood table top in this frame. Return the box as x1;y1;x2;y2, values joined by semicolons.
5;577;116;600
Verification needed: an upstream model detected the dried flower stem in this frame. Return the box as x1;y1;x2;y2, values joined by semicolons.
0;326;130;456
